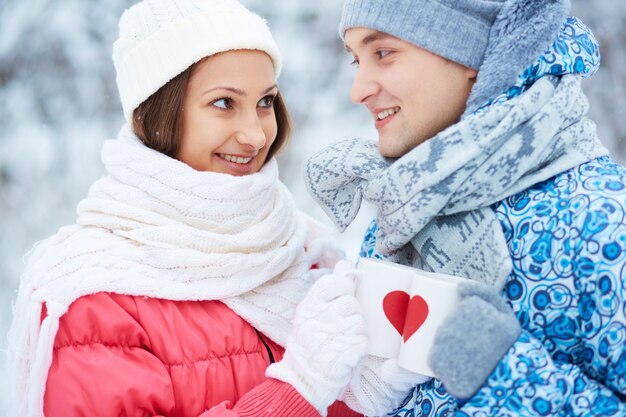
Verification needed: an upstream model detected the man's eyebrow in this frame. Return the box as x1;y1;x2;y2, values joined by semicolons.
345;32;396;53
361;32;395;46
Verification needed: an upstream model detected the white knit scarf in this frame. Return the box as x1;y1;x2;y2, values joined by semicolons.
305;75;608;288
8;125;319;417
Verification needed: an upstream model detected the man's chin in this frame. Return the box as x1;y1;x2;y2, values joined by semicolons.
378;131;430;158
377;136;410;158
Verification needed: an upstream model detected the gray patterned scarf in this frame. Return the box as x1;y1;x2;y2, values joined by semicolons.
305;75;607;289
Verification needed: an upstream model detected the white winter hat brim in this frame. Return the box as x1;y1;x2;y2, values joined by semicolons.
113;6;281;121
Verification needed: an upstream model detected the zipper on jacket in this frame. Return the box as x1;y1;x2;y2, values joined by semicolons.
255;329;275;364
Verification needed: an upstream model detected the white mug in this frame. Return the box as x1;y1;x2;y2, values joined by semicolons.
355;257;470;376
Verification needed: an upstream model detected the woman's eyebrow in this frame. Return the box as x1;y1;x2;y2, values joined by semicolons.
202;84;277;97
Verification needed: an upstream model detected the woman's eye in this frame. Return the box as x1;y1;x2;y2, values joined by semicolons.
350;56;359;66
377;50;391;59
259;95;275;108
212;97;232;109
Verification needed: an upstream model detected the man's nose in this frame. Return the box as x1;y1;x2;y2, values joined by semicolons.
350;66;378;104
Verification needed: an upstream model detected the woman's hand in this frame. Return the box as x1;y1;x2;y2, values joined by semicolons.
342;356;431;415
266;268;368;415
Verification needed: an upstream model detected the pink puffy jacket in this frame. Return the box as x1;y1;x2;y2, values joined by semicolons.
43;292;361;417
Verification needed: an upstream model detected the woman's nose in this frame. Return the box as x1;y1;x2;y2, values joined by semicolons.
235;114;266;150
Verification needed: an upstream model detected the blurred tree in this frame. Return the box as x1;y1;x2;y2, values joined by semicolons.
571;0;626;158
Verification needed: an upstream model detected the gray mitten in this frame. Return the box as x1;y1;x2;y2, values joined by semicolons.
428;281;521;400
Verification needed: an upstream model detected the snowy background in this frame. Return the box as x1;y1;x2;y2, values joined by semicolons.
1;0;625;413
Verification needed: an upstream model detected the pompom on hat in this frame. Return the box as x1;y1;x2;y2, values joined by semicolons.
113;0;282;121
339;0;571;114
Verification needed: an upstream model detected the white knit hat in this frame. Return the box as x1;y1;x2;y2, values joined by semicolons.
113;0;282;121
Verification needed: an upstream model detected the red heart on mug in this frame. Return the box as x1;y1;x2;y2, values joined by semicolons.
402;295;429;342
382;291;410;335
382;291;429;342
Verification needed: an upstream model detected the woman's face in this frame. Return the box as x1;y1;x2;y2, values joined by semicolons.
177;50;278;175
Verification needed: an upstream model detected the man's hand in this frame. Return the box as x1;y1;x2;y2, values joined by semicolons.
428;282;521;400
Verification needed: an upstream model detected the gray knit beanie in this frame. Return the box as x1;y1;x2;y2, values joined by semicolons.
340;0;570;113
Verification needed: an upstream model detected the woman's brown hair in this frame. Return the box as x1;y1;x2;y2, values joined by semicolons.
132;63;291;162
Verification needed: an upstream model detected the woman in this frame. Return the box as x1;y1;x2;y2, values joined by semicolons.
7;0;368;416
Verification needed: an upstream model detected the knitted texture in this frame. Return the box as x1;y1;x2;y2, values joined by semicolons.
428;282;522;399
266;273;368;416
342;356;430;416
467;0;571;113
475;16;600;112
231;379;320;417
339;0;569;114
113;0;281;120
8;124;321;417
305;75;608;288
340;0;501;69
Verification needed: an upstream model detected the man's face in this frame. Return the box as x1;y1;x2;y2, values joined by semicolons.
344;28;478;157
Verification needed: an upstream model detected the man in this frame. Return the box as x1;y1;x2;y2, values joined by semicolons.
306;0;626;415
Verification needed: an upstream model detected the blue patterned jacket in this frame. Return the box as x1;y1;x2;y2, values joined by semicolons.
361;156;626;416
